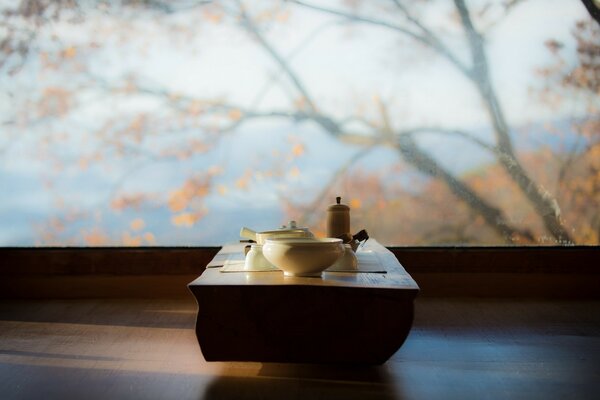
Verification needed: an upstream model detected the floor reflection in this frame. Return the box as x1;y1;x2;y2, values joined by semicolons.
203;363;404;400
0;299;197;328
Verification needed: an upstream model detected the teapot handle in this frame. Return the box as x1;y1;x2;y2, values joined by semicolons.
240;227;258;241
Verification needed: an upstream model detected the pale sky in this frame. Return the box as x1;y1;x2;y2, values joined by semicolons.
2;0;590;127
0;0;595;244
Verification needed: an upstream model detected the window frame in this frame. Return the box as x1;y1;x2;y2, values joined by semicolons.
1;246;598;299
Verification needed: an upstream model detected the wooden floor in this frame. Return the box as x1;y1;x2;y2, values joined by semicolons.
1;297;599;400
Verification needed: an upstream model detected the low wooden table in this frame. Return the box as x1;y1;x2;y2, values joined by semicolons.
188;240;419;364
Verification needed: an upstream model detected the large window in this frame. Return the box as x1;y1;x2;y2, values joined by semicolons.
1;0;598;246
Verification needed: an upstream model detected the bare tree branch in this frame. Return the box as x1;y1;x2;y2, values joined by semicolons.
250;19;342;109
289;0;470;75
478;0;528;33
396;133;535;243
390;0;470;71
580;0;600;25
454;0;573;243
91;0;575;244
296;146;375;227
137;0;213;14
370;97;535;242
290;0;540;206
238;2;317;112
375;94;534;243
132;76;538;243
397;127;497;153
453;0;515;153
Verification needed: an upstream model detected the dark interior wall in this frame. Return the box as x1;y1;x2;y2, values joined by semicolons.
395;247;600;298
0;247;216;299
0;247;598;299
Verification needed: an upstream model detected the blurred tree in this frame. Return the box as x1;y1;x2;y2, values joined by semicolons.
0;0;597;245
536;18;600;243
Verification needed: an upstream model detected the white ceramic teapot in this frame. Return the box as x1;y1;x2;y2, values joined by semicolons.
240;220;314;245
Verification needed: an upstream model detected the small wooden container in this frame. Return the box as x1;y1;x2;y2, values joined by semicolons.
326;196;351;240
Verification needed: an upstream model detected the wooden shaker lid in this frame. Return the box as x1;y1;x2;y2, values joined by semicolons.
328;196;349;211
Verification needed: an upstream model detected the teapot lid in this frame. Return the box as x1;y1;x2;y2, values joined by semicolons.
328;196;350;211
282;220;298;229
260;220;310;235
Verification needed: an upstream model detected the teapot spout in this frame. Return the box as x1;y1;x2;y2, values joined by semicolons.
352;229;369;243
240;227;258;241
349;229;369;252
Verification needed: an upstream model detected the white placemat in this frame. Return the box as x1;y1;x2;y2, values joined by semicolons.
327;251;387;273
218;250;386;273
220;259;279;273
206;245;246;268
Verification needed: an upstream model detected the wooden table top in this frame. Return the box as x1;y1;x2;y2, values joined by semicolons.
189;240;419;292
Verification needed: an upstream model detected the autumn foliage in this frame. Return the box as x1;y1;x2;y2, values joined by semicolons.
1;1;598;246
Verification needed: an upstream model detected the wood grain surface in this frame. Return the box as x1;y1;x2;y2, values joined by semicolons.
1;298;599;399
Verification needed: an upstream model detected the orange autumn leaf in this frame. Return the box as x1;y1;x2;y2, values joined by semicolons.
207;165;224;176
312;229;326;238
111;194;146;211
217;185;228;195
228;109;243;121
168;190;188;212
184;177;211;197
236;177;249;189
143;232;156;244
78;157;89;171
82;229;109;246
292;143;305;157
203;10;223;23
188;100;204;115
122;232;142;246
196;185;209;197
38;87;72;117
294;97;307;109
235;170;252;190
276;10;290;22
168;176;212;212
350;198;362;209
129;114;146;133
172;212;202;227
130;218;145;231
62;46;77;58
189;139;209;154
